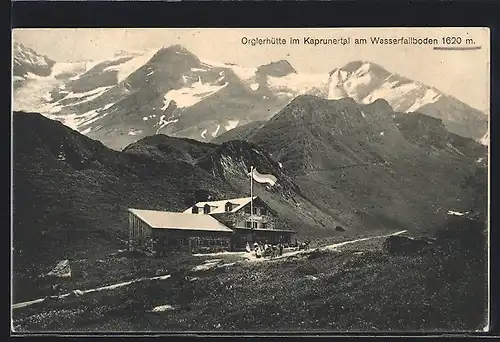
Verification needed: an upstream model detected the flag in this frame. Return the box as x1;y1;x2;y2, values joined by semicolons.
248;167;277;186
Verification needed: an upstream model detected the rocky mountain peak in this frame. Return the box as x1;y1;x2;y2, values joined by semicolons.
13;42;55;78
148;44;201;66
334;60;392;79
257;59;297;78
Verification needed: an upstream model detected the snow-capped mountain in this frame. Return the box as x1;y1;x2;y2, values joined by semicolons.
327;61;488;141
13;44;325;150
13;44;488;150
13;42;55;84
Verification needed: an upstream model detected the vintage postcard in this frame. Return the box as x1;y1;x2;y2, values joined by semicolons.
11;27;490;333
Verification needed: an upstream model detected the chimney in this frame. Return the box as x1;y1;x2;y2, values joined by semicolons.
203;204;211;214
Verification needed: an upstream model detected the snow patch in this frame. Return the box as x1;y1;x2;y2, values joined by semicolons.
103;48;158;83
13;75;60;112
212;125;221;137
267;73;329;95
200;58;257;81
161;79;228;109
361;111;366;118
150;304;175;313
447;210;469;216
250;83;260;91
143;117;149;121
328;69;349;99
278;162;283;169
79;110;105;127
380;131;385;136
156;116;179;134
101;102;115;111
61;86;113;101
477;158;484;163
128;129;143;136
479;132;489;146
191;68;207;72
406;88;442;112
446;142;465;156
201;129;208;139
230;65;258;81
354;62;372;76
46;260;71;278
363;80;420;106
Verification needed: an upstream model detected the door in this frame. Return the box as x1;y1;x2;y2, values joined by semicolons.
189;237;199;253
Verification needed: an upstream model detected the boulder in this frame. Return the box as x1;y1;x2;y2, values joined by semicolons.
46;260;71;278
335;225;346;232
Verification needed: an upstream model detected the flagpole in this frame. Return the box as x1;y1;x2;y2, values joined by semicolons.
250;166;254;230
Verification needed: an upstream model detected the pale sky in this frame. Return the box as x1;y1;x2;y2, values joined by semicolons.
13;28;490;113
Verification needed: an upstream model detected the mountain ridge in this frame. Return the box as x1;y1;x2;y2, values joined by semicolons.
245;95;487;231
13;44;488;150
13;111;345;289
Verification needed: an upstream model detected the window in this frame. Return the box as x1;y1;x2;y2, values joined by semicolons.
253;207;258;215
225;202;232;212
244;206;251;214
192;206;199;214
203;204;211;214
253;222;258;229
261;208;267;216
261;222;267;229
245;221;252;228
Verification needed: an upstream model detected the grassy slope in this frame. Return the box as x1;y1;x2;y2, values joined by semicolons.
12;112;243;300
12;217;487;332
13;112;350;301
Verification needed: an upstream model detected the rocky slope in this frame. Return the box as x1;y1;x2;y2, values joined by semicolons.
243;96;488;233
13;111;344;293
13;45;488;150
327;61;488;140
13;43;55;82
13;111;236;281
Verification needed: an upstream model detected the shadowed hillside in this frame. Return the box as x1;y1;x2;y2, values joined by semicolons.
12;111;242;299
13;111;348;301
